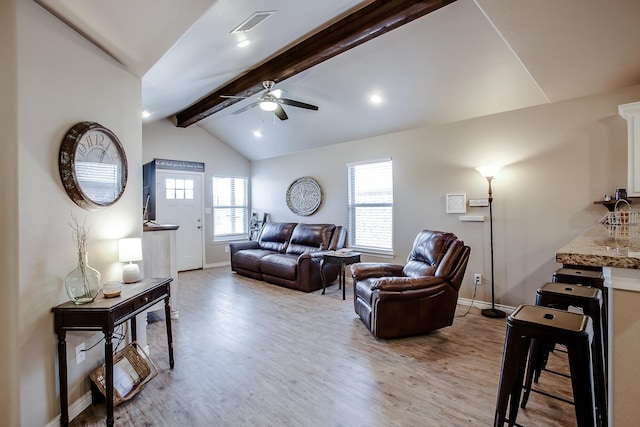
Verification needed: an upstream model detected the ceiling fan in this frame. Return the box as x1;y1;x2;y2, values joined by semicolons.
221;81;318;121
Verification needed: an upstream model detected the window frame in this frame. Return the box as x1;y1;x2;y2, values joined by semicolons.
212;176;249;242
347;158;394;256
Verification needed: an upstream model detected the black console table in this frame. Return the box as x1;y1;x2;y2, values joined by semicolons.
52;278;174;426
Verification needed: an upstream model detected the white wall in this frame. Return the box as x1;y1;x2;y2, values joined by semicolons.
253;86;640;307
143;119;251;265
15;0;142;425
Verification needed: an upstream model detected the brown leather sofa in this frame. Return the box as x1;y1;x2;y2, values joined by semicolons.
230;222;347;292
351;230;471;339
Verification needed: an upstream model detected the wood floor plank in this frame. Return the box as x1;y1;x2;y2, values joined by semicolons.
70;267;578;426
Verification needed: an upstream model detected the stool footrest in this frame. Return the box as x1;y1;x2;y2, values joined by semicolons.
526;388;575;406
540;368;571;379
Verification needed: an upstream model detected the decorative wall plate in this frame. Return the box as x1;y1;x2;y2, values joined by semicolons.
286;176;323;216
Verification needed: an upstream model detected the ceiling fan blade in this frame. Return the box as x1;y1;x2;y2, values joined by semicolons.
221;95;253;99
231;101;260;115
279;98;319;111
274;105;288;121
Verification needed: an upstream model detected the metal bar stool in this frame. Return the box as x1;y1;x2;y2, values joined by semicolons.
521;282;607;426
494;305;597;427
553;267;608;361
553;268;604;288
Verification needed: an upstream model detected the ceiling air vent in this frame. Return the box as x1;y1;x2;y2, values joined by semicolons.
231;11;276;33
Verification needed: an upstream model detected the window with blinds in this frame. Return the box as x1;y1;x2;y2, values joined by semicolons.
347;159;393;254
213;176;248;241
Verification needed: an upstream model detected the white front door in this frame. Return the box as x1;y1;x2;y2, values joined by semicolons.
156;171;203;271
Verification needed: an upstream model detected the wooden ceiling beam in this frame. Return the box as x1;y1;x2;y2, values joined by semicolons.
175;0;457;127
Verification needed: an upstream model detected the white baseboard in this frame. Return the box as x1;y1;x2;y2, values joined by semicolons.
46;390;92;427
204;261;229;269
46;345;151;426
457;297;515;314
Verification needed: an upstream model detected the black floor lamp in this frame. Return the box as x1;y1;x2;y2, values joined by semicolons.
476;165;506;319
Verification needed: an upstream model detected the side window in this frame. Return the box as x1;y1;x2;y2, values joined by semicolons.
213;176;248;241
347;159;393;254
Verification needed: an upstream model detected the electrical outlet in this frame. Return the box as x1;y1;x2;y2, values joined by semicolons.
474;273;482;286
76;343;86;365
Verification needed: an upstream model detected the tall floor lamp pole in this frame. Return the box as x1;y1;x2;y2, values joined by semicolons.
476;166;506;319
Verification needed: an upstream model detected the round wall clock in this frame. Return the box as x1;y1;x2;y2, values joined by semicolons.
286;176;323;216
58;121;128;211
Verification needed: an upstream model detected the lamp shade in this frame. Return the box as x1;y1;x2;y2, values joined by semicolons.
118;238;142;262
475;165;503;178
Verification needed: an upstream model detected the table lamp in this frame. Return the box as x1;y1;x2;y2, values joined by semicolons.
118;238;142;283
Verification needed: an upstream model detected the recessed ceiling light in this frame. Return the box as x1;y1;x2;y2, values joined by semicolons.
236;39;251;48
254;129;262;138
141;110;151;118
369;94;384;105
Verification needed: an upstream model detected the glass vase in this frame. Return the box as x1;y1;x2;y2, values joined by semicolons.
65;251;101;304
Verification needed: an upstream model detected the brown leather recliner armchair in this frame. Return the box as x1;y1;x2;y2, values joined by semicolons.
351;230;471;339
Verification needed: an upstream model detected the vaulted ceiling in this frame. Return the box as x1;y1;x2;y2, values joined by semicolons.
36;0;640;160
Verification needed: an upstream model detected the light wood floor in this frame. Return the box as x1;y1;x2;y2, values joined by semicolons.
71;267;577;426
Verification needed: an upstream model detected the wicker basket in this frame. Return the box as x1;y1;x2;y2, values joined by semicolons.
608;199;640;241
89;343;158;406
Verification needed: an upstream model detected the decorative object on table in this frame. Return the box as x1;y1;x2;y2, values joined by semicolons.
286;176;323;216
476;165;506;319
249;212;261;240
604;194;612;202
607;199;639;251
89;343;158;407
103;281;122;298
65;215;101;304
446;193;467;214
119;238;143;283
59;121;128;211
615;188;627;200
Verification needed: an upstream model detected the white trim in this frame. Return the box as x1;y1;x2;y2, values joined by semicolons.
457;297;515;314
205;261;230;269
346;157;392;168
46;391;93;427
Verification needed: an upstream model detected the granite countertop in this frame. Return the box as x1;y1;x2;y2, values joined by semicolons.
556;224;640;269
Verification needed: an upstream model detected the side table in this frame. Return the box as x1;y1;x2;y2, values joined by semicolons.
320;252;361;300
52;278;174;427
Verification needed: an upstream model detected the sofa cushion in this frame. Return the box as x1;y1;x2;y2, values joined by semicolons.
286;223;336;255
258;222;297;253
260;254;298;280
233;249;276;272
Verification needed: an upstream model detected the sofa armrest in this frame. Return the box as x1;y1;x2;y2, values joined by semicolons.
351;263;404;281
229;241;260;260
371;276;446;292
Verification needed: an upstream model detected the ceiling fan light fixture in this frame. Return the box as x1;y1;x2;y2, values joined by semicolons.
260;100;278;111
